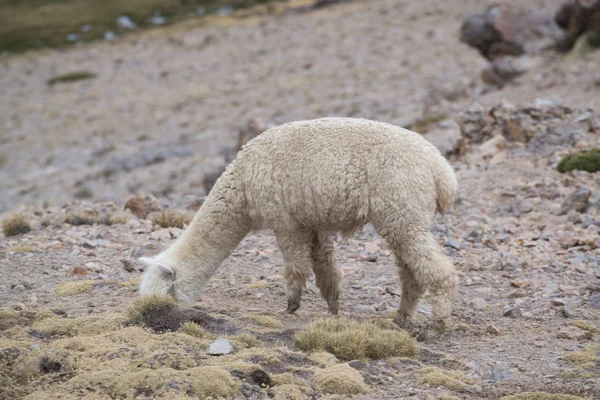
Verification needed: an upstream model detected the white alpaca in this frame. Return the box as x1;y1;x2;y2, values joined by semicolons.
139;117;458;330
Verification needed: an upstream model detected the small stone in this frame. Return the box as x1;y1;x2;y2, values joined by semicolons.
487;325;501;335
561;307;577;319
508;289;526;298
69;249;81;257
557;327;593;340
588;294;600;309
471;298;488;310
558;186;591;216
551;299;566;306
354;304;377;314
357;250;377;262
12;284;25;292
207;339;235;356
29;344;41;351
87;302;95;308
503;306;522;318
510;279;530;288
444;238;462;250
489;364;515;382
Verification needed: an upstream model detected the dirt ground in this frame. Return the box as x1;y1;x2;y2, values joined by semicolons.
1;0;600;399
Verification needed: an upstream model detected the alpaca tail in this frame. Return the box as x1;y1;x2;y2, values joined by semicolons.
432;153;458;215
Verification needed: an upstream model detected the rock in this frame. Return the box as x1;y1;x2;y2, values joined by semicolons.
587;293;600;309
423;120;462;156
558;186;591;215
357;249;377;262
444;238;462;250
240;383;262;398
561;307;577;318
557;326;593;340
479;135;506;158
508;289;527;298
511;279;531;288
489;364;516;382
117;15;136;30
503;306;522;318
207;339;235;356
489;151;509;165
29;344;41;351
552;299;566;306
354;304;377;314
487;325;501;335
121;259;135;273
460;4;565;60
471;298;488;310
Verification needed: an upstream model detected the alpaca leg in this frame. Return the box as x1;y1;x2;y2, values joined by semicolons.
276;231;313;314
393;263;427;329
310;232;341;315
388;229;458;332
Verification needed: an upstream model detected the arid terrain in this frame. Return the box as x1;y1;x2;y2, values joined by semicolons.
1;0;600;399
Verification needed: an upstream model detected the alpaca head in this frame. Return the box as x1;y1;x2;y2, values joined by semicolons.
138;257;196;304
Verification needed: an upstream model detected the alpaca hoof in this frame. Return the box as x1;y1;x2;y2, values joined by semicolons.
285;301;300;315
327;301;340;316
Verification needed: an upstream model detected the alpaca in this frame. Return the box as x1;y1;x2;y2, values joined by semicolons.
138;117;458;331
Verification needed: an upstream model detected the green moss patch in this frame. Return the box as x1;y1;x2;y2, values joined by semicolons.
557;148;600;173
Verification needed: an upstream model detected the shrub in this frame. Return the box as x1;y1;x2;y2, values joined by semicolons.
557;149;600;173
2;213;31;236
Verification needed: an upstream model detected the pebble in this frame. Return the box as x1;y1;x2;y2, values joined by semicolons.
444;238;462;250
354;304;377;314
551;299;566;306
486;325;501;335
503;306;522;318
587;294;600;309
471;298;488;310
29;344;41;351
207;339;235;355
561;307;577;319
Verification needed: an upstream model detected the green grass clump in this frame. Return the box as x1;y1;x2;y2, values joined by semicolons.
47;71;96;86
294;317;417;361
557;149;600;173
2;212;31;237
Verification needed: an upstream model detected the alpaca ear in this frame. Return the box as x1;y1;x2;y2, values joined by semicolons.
138;257;175;279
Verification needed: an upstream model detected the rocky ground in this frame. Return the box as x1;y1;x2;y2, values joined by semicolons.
1;0;600;399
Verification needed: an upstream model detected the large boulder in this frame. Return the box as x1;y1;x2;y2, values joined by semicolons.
460;4;565;60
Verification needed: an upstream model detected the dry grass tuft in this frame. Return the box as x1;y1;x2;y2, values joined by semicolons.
181;321;210;338
126;294;178;323
54;281;94;296
309;351;339;367
571;320;600;335
150;210;193;229
63;210;111;226
2;212;31;236
312;363;369;394
243;314;285;329
420;367;471;392
294;317;417;361
5;246;37;253
564;346;600;365
500;393;585;400
230;333;261;349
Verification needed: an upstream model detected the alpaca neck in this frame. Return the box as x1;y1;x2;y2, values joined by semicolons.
161;191;249;284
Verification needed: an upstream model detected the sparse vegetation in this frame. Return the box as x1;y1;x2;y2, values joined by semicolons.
54;281;94;296
2;212;31;237
571;320;600;334
126;294;177;323
294;317;417;361
500;393;585;400
150;210;193;229
243;314;285;329
557;148;600;173
420;367;471;392
47;71;97;86
181;321;210;338
564;346;600;365
5;246;37;253
230;333;261;349
312;363;369;394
